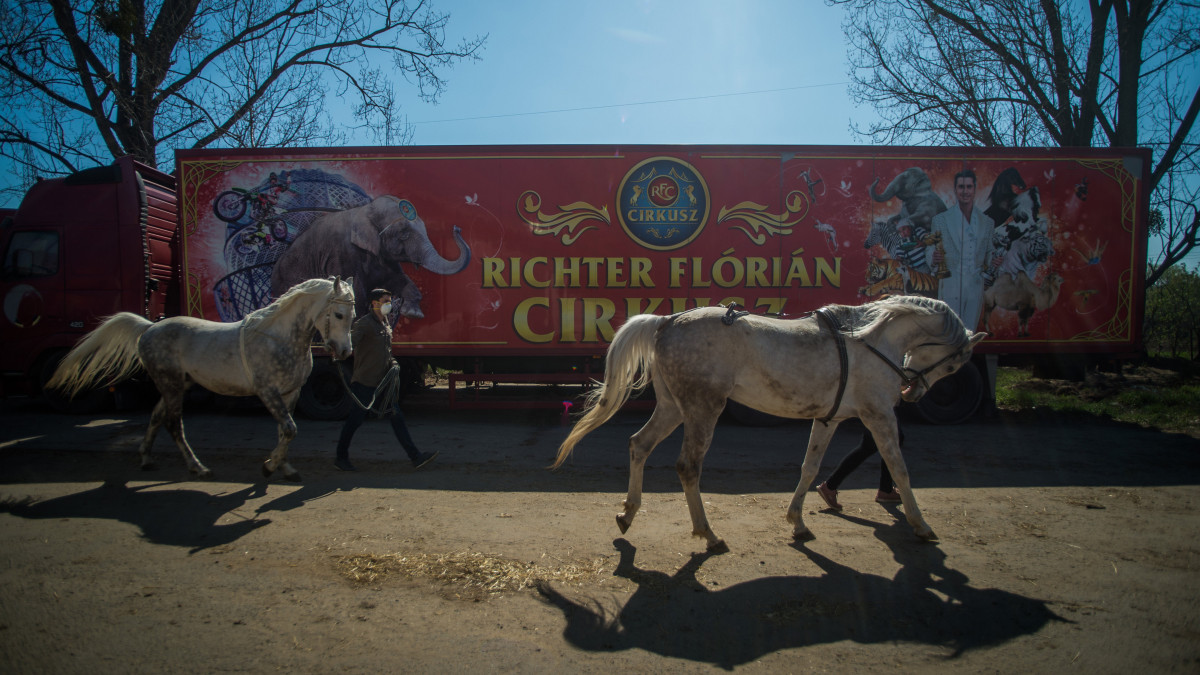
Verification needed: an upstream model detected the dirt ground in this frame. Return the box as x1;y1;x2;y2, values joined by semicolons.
2;388;1199;674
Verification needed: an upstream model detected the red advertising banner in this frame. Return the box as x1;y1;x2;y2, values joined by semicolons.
177;145;1148;357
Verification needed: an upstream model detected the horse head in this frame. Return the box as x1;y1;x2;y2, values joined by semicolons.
322;275;356;360
891;298;987;402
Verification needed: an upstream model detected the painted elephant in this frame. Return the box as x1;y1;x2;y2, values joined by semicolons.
269;196;470;319
869;167;948;232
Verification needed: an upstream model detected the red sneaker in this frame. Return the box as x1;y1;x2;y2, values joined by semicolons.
875;489;902;503
816;482;843;510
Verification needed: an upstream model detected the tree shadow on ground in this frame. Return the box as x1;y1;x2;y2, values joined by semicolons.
0;479;272;553
537;522;1065;669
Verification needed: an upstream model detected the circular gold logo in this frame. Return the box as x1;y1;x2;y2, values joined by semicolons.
616;157;710;251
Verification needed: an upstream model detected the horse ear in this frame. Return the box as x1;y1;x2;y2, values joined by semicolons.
969;332;988;344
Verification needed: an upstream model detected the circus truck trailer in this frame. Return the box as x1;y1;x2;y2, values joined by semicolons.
2;146;1149;423
175;145;1149;423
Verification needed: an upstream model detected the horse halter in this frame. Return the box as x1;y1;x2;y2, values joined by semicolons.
862;339;965;393
322;277;356;359
816;307;964;423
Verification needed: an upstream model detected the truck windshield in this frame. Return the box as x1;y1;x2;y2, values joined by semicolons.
3;231;59;278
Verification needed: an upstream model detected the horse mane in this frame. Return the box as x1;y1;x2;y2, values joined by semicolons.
243;277;350;330
823;295;971;350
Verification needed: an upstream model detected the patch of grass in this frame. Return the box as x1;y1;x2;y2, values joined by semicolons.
995;366;1200;436
1106;384;1200;431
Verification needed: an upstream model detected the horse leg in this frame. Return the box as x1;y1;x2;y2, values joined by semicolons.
617;397;683;535
138;398;168;470
862;413;935;540
786;420;840;540
676;404;726;552
160;389;212;479
260;390;301;482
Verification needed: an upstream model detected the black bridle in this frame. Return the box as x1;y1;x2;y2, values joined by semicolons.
815;307;966;424
860;339;967;393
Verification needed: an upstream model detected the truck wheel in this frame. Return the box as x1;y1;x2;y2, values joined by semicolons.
725;400;792;426
910;360;984;425
38;350;113;414
297;358;353;420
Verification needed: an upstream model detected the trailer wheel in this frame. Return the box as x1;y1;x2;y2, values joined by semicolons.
910;360;984;425
38;350;113;414
297;358;353;420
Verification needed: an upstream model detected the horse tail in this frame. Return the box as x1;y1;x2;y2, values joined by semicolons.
45;313;153;398
552;313;668;469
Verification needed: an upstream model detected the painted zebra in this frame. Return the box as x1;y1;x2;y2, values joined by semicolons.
863;217;933;274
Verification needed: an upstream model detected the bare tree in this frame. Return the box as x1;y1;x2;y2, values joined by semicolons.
834;0;1199;285
0;0;484;199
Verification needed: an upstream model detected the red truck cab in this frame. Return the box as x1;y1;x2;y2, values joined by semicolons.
0;157;178;408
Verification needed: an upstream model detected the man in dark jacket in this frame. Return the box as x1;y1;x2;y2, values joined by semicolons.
335;288;437;472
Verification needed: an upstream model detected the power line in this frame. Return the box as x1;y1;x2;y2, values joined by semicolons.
411;82;849;125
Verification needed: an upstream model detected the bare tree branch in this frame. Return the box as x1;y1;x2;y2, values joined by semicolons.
0;0;484;185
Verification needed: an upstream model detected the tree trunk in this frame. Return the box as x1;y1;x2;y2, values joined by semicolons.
1112;0;1152;147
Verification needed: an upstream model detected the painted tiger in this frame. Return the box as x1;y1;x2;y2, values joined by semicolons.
858;256;940;298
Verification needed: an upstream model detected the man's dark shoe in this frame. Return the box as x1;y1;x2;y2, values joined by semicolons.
334;458;357;472
412;450;439;469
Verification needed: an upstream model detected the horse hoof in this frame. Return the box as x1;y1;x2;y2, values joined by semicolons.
916;528;939;542
615;514;631;534
261;463;274;478
141;462;157;472
194;470;214;481
707;539;730;554
284;472;302;483
792;529;816;542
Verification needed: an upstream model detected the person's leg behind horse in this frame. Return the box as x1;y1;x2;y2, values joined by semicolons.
816;425;876;509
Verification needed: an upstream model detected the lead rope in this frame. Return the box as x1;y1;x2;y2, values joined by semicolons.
337;361;403;416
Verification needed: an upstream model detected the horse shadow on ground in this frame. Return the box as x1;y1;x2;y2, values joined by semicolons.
251;481;352;515
537;518;1066;669
0;479;272;553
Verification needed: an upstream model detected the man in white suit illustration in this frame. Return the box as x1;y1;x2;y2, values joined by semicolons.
930;169;995;331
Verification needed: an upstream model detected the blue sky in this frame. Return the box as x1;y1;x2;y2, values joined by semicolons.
0;2;864;206
7;0;1192;270
401;1;866;147
340;0;1200;272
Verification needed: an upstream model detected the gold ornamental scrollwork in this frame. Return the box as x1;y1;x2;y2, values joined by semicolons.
718;190;810;245
518;190;610;245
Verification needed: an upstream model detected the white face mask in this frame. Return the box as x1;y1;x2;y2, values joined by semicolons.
378;302;393;316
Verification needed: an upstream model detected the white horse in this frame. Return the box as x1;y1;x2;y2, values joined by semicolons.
553;295;986;550
47;277;355;481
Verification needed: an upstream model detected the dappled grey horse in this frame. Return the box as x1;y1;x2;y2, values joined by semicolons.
553;295;986;550
48;277;356;481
